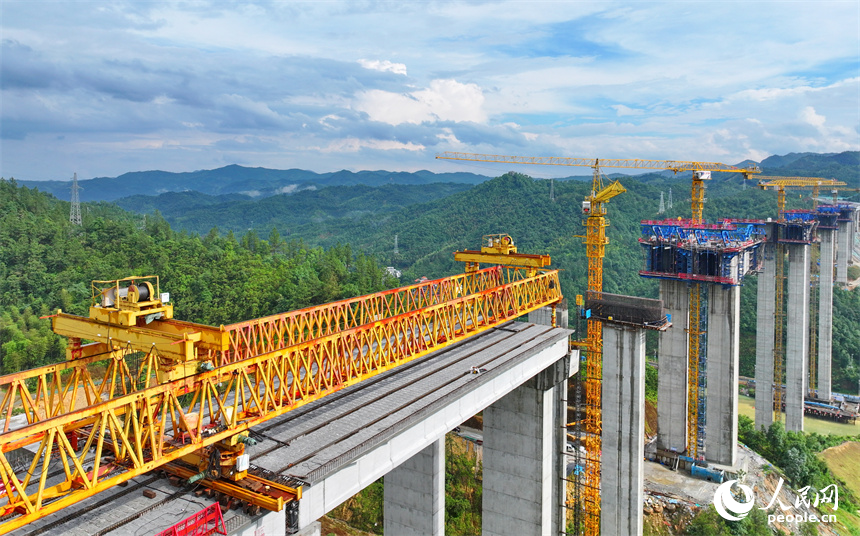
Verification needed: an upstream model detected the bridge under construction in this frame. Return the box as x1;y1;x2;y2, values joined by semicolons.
1;160;857;535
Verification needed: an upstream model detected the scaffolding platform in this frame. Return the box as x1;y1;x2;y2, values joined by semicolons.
815;205;841;230
774;210;819;244
638;219;765;286
582;291;670;331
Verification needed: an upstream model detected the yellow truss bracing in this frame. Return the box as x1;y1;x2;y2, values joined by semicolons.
0;266;561;533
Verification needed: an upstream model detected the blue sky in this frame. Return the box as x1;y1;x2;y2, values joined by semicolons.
2;1;858;181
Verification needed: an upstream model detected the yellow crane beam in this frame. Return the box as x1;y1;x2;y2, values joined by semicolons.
436;151;761;174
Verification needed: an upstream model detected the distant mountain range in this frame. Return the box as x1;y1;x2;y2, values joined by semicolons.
19;166;492;202
18;151;858;205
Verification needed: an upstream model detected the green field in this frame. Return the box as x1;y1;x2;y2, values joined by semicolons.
738;395;860;436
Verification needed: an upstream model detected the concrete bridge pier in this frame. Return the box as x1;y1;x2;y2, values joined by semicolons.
786;243;810;432
657;279;689;452
705;284;740;467
754;244;776;431
384;438;445;535
481;368;567;536
601;324;646;536
836;219;853;285
818;229;836;401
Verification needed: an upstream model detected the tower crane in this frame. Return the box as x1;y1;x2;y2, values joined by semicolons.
757;177;847;413
436;151;760;535
0;257;562;534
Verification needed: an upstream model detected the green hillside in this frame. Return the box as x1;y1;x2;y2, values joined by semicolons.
0;178;398;375
117;182;474;235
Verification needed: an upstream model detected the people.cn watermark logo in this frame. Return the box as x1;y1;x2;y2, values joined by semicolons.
713;480;756;521
712;477;839;525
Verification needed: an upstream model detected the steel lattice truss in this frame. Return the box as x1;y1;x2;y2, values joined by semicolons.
0;266;561;534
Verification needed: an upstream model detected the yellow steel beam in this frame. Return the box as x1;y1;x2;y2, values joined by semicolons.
453;250;551;269
592;180;626;204
757;176;846;188
52;312;205;363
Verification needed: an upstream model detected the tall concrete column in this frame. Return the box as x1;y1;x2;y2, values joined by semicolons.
818;230;836;401
657;279;689;452
384;438;445;535
705;284;740;467
601;325;645;536
786;244;810;432
755;245;776;430
482;373;564;536
837;220;851;285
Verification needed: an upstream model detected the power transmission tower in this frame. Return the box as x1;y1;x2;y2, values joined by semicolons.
658;192;665;214
394;234;399;255
667;187;673;210
69;173;82;226
550;178;555;201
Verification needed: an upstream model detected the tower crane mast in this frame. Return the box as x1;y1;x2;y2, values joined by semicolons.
436;151;759;535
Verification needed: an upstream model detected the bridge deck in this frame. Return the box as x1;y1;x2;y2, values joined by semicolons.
18;322;571;536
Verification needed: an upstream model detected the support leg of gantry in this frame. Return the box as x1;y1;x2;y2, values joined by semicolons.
383;438;445;536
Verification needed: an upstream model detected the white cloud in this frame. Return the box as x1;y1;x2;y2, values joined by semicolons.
358;59;407;76
355;79;486;125
3;1;859;179
612;104;643;117
321;138;425;153
800;106;826;129
276;184;300;194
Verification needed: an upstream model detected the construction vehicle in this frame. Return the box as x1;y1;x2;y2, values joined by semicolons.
0;244;562;534
436;151;759;535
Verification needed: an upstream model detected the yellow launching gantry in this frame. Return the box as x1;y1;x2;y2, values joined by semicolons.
0;257;563;533
436;151;760;536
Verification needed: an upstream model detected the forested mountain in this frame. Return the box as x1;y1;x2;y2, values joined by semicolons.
18;166;490;202
0;179;398;375
115;183;474;235
761;151;860;181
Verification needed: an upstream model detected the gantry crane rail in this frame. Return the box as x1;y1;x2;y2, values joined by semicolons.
436;151;759;535
0;264;562;534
